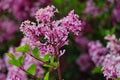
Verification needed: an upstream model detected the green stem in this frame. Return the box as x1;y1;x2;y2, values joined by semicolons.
29;54;55;67
20;67;41;80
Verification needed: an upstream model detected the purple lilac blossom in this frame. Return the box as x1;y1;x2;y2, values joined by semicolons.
88;41;108;66
105;35;120;55
20;5;82;57
102;35;120;79
76;54;95;72
0;0;51;21
61;10;82;35
35;5;58;23
6;67;27;80
0;19;18;45
0;73;6;80
102;54;120;79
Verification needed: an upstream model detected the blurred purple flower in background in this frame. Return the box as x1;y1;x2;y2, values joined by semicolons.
7;67;27;80
112;1;120;23
76;54;95;72
0;59;6;73
0;59;6;80
0;73;6;80
0;0;52;21
0;19;18;45
75;35;89;50
107;0;114;4
80;20;93;34
88;41;108;66
84;0;103;17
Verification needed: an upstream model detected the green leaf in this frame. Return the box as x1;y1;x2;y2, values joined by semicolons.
101;29;110;36
110;27;116;35
8;54;24;67
43;64;53;68
27;64;36;75
16;44;30;53
18;56;25;66
53;62;59;67
50;56;55;64
53;0;64;5
44;72;50;80
32;47;40;58
43;53;50;62
9;60;21;67
92;66;103;74
116;78;120;80
7;53;16;60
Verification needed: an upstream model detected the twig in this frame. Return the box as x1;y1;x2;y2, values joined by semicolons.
29;54;56;67
55;49;62;80
20;67;41;80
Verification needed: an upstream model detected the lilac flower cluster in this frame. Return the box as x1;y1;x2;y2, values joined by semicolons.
77;35;120;79
20;5;82;57
102;35;120;79
4;5;82;80
0;19;18;45
0;0;51;21
88;41;108;66
76;40;108;72
102;54;120;79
